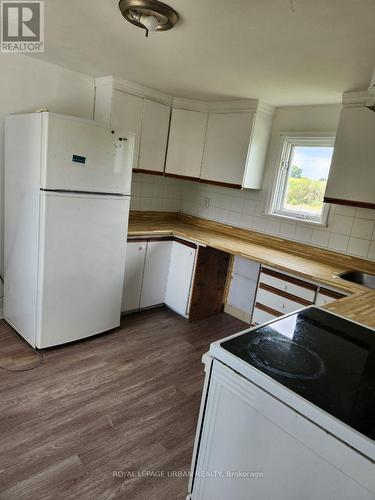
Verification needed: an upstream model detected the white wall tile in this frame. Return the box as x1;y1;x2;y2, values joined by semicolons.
311;229;330;248
328;233;349;253
240;213;254;229
330;214;353;236
294;226;313;244
230;197;245;213
347;237;371;258
265;219;281;236
335;205;356;217
279;222;296;239
351;218;375;240
355;208;375;221
243;199;257;215
368;242;375;260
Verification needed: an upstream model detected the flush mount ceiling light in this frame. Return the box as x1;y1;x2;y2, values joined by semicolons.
119;0;179;37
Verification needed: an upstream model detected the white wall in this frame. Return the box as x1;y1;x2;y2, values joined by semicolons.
0;54;95;311
133;104;375;262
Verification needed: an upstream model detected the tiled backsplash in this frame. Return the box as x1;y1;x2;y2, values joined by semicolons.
131;173;182;212
131;173;375;262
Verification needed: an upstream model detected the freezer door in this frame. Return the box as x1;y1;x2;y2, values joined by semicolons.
36;192;129;348
41;113;134;195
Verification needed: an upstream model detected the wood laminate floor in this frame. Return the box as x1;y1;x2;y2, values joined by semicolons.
0;308;247;500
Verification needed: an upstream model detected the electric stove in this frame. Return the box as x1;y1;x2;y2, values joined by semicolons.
209;306;375;459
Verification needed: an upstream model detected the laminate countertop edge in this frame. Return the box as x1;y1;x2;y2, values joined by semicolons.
128;220;375;329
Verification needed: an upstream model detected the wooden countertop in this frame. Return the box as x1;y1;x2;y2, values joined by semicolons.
128;212;375;329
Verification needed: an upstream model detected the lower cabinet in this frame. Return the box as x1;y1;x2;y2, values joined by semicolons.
224;256;260;323
121;240;147;312
315;287;346;306
122;237;197;316
140;240;172;308
251;266;348;325
165;240;197;316
123;240;349;323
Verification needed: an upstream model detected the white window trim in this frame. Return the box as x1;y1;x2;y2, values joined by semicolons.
268;133;336;227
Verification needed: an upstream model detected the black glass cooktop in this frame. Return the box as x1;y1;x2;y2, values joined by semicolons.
221;307;375;440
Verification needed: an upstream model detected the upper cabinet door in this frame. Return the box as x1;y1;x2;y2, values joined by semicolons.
165;108;208;179
324;106;375;208
138;99;170;174
200;112;254;187
110;90;143;169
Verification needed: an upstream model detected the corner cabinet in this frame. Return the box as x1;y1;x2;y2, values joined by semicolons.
165;240;197;316
200;106;274;189
122;237;197;317
324;93;375;209
165;108;208;180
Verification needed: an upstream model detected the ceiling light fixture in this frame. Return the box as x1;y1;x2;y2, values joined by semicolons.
119;0;179;37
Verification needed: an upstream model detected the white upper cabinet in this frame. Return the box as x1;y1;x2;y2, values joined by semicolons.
165;108;208;179
138;99;171;174
94;78;172;173
95;87;143;170
201;112;254;187
243;109;274;189
324;97;375;208
94;77;274;189
201;108;274;189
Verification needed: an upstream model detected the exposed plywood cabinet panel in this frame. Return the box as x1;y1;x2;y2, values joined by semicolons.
324;104;375;208
138;99;171;174
200;112;254;187
189;247;230;321
165;108;208;179
140;240;172;307
122;241;147;312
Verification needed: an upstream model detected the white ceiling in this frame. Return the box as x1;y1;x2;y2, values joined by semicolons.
32;0;375;106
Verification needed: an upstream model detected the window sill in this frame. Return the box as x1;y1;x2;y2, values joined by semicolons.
265;212;329;228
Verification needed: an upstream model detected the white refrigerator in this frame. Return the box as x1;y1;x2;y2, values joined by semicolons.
4;112;134;348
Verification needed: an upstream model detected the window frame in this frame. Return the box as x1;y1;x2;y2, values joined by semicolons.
269;133;336;226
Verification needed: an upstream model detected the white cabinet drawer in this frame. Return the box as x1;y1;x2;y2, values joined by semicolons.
260;268;316;302
252;306;280;326
257;287;306;315
315;288;346;306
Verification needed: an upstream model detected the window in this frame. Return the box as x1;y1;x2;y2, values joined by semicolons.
269;135;335;225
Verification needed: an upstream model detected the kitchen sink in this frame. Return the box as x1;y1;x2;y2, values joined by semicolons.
338;271;375;289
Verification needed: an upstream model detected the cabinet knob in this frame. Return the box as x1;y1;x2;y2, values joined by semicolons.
283;284;288;290
281;303;286;309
